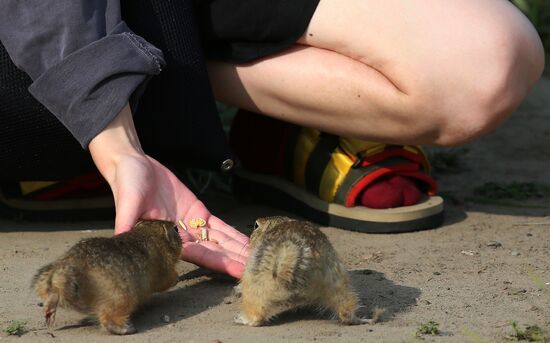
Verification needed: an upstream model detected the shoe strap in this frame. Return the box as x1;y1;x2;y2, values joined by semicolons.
289;129;437;206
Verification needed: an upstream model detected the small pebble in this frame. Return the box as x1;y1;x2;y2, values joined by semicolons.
486;241;502;248
511;251;521;256
161;315;171;323
461;250;476;256
37;302;44;307
433;271;441;275
526;233;533;237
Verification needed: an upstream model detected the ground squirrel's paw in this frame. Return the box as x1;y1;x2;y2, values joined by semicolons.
233;314;247;325
232;284;242;297
234;313;262;326
340;316;372;325
356;317;373;325
105;321;137;335
370;307;385;323
44;308;56;327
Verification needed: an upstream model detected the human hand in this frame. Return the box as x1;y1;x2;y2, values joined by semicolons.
113;154;249;278
89;105;249;278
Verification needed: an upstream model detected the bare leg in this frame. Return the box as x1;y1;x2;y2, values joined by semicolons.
207;0;544;146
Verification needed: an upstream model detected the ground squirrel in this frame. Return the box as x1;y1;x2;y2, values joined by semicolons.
32;220;182;335
235;216;371;326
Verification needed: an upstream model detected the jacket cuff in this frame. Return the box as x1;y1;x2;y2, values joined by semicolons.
28;26;165;149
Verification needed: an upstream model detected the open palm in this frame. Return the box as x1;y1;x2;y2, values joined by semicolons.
111;154;249;278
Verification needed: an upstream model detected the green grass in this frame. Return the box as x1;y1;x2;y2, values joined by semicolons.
3;320;27;336
527;268;550;298
415;321;440;338
508;321;549;342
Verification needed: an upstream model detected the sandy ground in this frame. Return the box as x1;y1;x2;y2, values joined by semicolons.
1;78;549;343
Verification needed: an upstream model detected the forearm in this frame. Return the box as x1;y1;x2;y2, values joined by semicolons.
89;104;143;184
0;0;165;149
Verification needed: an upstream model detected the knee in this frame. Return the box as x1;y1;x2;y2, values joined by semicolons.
425;5;545;146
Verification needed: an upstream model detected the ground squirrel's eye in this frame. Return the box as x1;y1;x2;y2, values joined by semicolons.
253;221;259;230
172;225;179;233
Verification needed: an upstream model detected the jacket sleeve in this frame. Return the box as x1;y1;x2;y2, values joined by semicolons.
0;0;166;148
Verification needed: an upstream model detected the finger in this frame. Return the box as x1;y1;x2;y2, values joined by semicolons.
182;239;248;265
202;241;249;265
113;192;142;235
208;217;250;244
181;243;246;278
203;228;250;259
177;214;249;259
182;222;250;259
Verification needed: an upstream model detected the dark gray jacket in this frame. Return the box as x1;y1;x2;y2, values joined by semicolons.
0;1;165;148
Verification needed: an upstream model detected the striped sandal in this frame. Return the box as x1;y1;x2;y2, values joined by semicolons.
231;112;444;233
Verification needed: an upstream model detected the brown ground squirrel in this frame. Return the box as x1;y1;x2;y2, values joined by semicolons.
235;216;371;326
32;220;182;335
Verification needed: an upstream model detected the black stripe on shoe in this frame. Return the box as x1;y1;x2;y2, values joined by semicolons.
304;133;340;196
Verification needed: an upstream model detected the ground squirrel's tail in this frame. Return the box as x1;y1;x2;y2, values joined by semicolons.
32;263;82;326
31;263;55;291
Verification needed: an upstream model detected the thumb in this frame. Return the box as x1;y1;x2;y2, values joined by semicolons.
113;191;142;235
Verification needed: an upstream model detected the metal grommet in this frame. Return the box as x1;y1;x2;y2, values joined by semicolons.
220;158;234;172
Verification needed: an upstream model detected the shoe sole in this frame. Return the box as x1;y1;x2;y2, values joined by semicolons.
234;169;444;233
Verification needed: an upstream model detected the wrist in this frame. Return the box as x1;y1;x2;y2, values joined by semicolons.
89;104;144;183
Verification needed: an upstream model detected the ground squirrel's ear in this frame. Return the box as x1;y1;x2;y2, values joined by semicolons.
163;223;179;241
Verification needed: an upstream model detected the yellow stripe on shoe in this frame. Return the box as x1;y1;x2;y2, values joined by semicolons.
319;147;355;202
